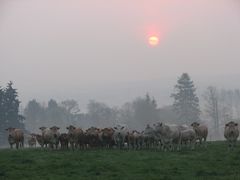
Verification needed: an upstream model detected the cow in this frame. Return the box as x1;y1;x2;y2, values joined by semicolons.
5;127;24;149
191;122;208;147
66;125;84;150
113;124;129;149
126;131;135;149
143;124;156;149
33;134;44;148
180;128;196;150
85;127;101;148
39;126;60;149
128;130;144;150
154;122;182;151
27;134;37;148
224;121;239;150
98;128;115;148
59;133;69;149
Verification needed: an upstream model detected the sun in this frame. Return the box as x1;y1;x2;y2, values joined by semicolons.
148;36;159;46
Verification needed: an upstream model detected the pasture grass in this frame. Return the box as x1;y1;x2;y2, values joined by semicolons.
0;141;240;180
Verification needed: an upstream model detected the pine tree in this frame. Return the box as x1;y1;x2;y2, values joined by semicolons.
0;82;24;145
0;87;5;145
171;73;200;124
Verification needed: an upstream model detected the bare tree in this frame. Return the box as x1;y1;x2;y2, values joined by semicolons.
203;86;220;138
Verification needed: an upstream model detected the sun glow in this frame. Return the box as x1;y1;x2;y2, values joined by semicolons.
148;36;159;46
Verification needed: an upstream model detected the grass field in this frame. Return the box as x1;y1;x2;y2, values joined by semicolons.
0;141;240;180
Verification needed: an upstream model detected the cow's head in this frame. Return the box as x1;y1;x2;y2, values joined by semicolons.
66;125;76;131
5;127;15;133
50;126;60;132
191;122;200;128
39;127;47;131
225;121;238;128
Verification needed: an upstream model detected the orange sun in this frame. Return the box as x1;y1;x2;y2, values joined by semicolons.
148;36;159;46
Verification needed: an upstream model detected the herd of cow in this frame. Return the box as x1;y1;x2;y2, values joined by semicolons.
4;121;239;151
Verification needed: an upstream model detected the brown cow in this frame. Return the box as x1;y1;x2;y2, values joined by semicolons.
127;130;143;150
59;133;69;149
99;128;115;148
224;121;239;150
85;127;101;148
5;127;24;149
33;134;44;148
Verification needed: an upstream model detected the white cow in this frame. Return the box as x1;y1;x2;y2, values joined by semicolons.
224;121;239;150
39;126;60;149
113;124;129;149
143;124;156;149
181;128;196;150
154;122;182;151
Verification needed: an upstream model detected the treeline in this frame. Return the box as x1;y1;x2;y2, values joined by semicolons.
203;87;240;139
24;94;169;132
0;82;24;145
1;73;240;145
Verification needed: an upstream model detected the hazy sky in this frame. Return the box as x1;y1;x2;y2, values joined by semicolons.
1;0;240;110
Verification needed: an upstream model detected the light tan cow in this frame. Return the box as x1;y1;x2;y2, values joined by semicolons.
28;134;37;148
224;121;239;150
66;125;84;150
5;127;24;149
191;122;208;147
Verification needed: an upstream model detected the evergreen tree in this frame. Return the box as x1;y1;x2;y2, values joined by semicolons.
171;73;200;124
0;82;24;145
3;82;24;128
131;93;159;130
0;87;5;145
24;99;45;132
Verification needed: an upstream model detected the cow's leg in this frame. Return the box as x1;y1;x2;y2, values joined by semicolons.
16;142;19;149
203;137;207;148
234;140;237;148
191;138;196;150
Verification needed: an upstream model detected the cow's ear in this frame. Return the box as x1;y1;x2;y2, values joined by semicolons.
66;127;69;130
121;127;125;130
114;127;117;130
225;123;229;127
197;123;200;126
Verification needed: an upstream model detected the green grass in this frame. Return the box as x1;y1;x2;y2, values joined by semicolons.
0;141;240;180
